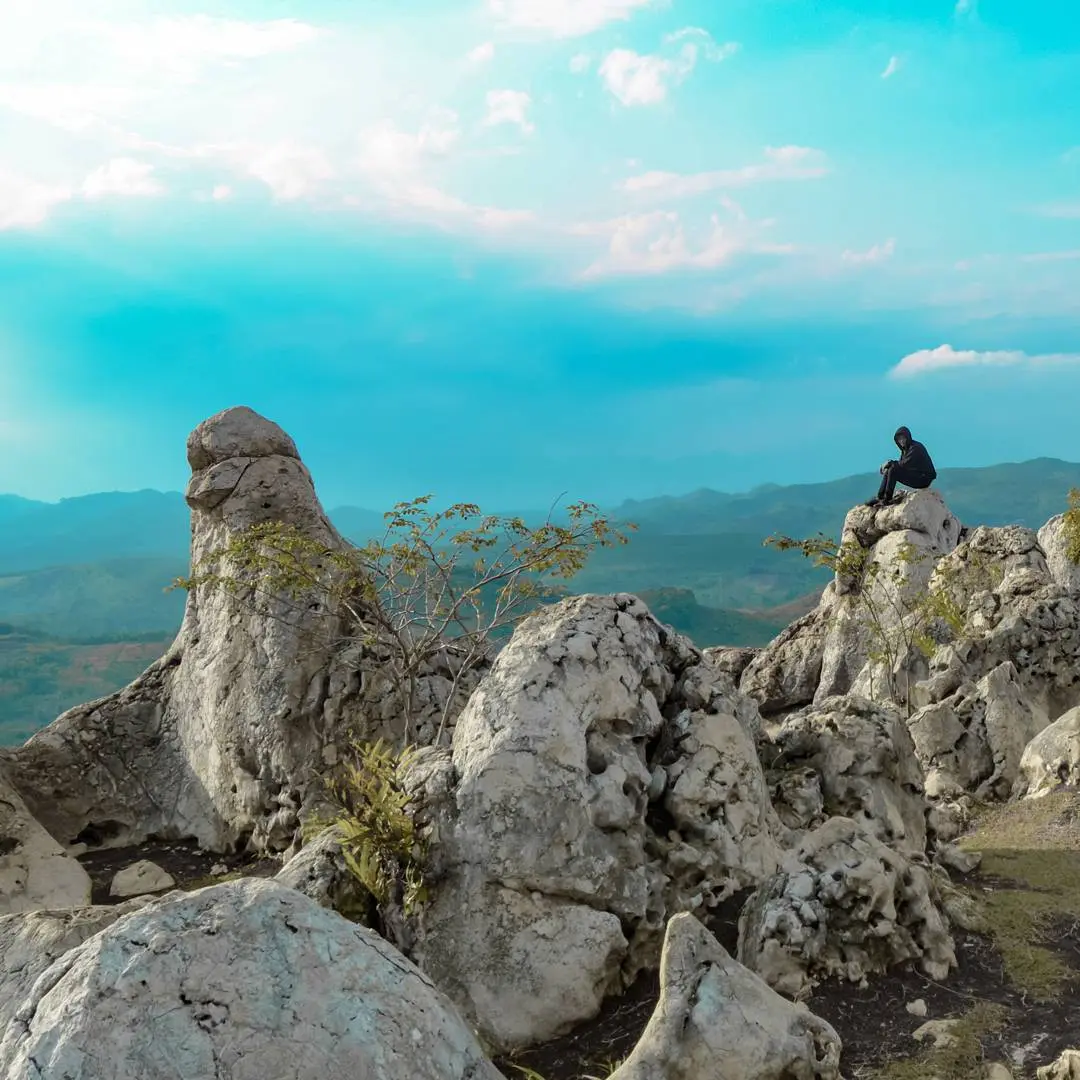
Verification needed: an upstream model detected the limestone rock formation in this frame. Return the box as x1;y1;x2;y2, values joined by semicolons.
763;696;928;858
1018;704;1080;798
738;816;955;997
275;824;373;923
1038;514;1080;593
1039;1049;1080;1080
741;490;962;716
0;879;502;1080
0;765;91;915
0;898;152;1036
410;593;783;1052
0;406;484;859
609;913;842;1080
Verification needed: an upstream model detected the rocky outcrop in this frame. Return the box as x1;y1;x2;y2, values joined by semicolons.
763;696;928;858
0;407;484;859
1018;705;1080;798
1039;515;1080;593
1039;1049;1080;1080
741;490;962;716
0;879;502;1080
738;816;955;997
410;593;783;1052
275;825;373;923
0;765;91;915
609;913;842;1080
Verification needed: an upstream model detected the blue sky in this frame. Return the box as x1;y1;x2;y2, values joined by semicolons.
1;0;1079;510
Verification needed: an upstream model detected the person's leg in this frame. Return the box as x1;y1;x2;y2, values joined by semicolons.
880;462;898;501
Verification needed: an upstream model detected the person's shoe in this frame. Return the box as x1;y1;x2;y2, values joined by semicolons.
864;498;881;508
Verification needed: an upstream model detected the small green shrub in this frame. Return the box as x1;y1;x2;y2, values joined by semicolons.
306;738;428;916
1064;488;1080;565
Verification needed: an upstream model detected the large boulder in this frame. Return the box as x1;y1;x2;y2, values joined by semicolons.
0;765;91;915
738;816;955;997
609;913;842;1080
0;898;152;1036
0;407;485;860
1018;705;1080;798
411;593;783;1053
0;879;502;1080
763;696;928;858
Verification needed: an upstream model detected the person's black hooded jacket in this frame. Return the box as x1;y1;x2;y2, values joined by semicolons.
894;426;936;480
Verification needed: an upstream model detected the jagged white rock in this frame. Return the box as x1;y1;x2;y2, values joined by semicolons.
764;696;928;858
0;765;91;915
1039;1049;1080;1079
609;913;842;1080
0;406;485;860
0;879;503;1080
738;816;955;997
411;593;783;1052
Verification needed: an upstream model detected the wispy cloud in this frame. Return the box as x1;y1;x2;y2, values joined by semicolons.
1021;249;1080;263
569;53;592;74
600;30;738;107
664;27;740;63
467;41;495;65
622;146;830;198
81;157;163;200
0;168;72;229
954;0;976;14
570;205;793;279
842;238;896;264
483;90;534;134
488;0;657;38
891;344;1080;378
881;56;901;79
1034;201;1080;219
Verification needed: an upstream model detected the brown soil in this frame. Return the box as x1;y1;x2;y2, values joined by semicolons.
77;839;280;906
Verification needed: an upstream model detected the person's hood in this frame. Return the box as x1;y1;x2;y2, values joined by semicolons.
894;426;912;449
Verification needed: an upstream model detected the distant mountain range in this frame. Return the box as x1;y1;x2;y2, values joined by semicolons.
1;457;1078;745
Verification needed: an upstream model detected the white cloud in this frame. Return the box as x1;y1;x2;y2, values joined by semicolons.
238;144;334;201
890;344;1080;379
0;168;72;229
842;238;896;264
81;157;163;199
881;56;901;79
211;184;232;201
488;0;657;38
99;15;319;80
954;0;976;14
483;90;534;133
600;31;737;107
571;205;793;279
467;41;495;64
623;146;830;198
569;53;592;74
663;27;740;63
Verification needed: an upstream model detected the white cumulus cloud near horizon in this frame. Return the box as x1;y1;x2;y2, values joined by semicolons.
891;344;1080;378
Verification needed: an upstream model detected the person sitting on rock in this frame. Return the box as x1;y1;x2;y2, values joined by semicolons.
867;426;936;507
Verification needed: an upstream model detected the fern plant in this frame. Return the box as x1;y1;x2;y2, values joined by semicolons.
306;738;429;916
1064;488;1080;565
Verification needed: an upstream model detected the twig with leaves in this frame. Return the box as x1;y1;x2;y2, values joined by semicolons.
175;495;635;746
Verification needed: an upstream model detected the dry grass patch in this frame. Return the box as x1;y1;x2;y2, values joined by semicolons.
863;1002;1007;1080
957;790;1080;1001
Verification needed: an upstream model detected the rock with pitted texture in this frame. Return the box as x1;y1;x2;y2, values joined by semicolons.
609;912;842;1080
0;407;486;864
0;878;503;1080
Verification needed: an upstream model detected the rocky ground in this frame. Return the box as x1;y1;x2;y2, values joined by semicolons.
499;792;1080;1080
